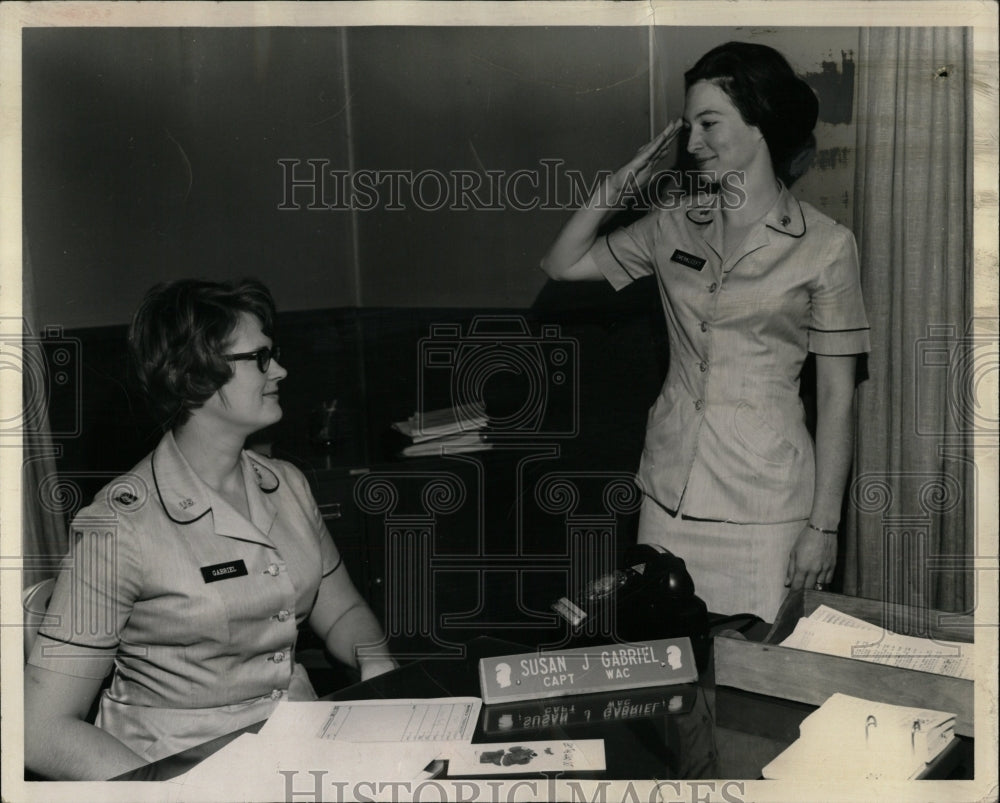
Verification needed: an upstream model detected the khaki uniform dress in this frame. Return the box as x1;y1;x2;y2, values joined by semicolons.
584;185;870;619
29;432;344;762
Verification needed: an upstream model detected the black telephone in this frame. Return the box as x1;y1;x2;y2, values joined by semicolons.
552;544;711;670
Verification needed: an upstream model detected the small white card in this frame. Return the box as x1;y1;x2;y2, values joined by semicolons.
446;739;606;776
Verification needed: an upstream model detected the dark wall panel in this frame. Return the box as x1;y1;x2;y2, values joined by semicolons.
23;27;355;329
24;26;652;327
347;26;651;307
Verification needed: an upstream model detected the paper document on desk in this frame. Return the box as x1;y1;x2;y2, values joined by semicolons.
779;604;974;680
392;403;488;442
401;432;492;457
446;739;606;776
259;698;482;743
172;732;438;798
762;693;956;780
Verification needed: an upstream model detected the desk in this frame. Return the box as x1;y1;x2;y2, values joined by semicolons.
114;635;972;784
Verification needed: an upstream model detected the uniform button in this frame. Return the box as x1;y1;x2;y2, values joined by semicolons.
708;282;718;293
271;650;286;663
270;689;283;701
264;563;280;577
274;610;291;623
694;400;704;411
699;361;708;372
700;321;708;332
781;215;791;226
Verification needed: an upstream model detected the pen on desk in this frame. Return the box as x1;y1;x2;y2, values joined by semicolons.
417;759;446;780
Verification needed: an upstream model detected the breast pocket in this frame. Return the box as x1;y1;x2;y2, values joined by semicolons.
733;401;798;465
133;552;231;649
208;554;289;634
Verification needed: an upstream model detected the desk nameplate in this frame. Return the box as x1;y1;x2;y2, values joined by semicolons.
478;638;698;704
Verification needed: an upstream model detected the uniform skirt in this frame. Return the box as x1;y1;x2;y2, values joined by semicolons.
636;495;805;623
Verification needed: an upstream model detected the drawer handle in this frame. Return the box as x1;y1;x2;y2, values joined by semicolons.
318;503;343;519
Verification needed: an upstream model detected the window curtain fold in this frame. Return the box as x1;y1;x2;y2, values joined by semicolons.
846;28;973;616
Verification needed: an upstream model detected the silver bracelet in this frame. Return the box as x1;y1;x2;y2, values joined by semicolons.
807;522;838;536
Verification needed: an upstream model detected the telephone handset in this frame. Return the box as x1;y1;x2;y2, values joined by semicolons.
553;543;711;669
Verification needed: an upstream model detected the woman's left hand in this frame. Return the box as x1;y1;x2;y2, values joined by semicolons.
785;524;837;590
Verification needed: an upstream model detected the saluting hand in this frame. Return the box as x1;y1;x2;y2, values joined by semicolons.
599;118;685;207
541;117;685;280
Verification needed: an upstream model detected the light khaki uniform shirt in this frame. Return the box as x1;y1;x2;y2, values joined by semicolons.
586;185;870;523
29;432;342;762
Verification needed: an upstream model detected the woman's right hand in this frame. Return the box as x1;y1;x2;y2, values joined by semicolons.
601;118;685;207
541;117;684;281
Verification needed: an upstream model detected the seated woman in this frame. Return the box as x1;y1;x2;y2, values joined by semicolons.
25;278;397;780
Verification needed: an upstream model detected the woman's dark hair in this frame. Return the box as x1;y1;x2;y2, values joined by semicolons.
684;41;819;165
128;278;276;429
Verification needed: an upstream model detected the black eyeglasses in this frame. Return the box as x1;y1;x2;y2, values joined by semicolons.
224;345;280;373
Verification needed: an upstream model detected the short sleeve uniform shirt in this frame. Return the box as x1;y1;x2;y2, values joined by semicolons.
586;186;870;523
28;431;343;763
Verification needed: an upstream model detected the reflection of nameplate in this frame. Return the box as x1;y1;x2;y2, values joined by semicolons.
478;638;698;704
482;684;699;733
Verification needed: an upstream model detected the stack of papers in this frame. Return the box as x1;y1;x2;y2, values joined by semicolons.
762;693;956;780
263;698;482;743
392;403;492;457
779;604;974;680
169;697;605;796
172;698;481;797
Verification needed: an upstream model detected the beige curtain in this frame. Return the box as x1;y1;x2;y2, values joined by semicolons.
21;236;69;588
846;28;972;616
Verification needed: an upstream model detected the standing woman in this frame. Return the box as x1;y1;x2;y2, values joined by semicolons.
542;42;870;621
25;279;396;780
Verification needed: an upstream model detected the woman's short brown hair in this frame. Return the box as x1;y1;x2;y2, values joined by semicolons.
128;278;276;429
684;41;819;166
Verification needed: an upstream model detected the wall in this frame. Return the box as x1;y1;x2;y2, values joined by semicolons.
23;28;356;328
24;26;858;329
23;26;651;328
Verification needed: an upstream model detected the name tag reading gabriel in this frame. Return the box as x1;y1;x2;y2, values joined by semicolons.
478;638;698;704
